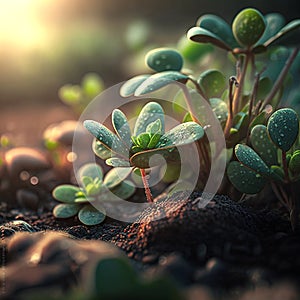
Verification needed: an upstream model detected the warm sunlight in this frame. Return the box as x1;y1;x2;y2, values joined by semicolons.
0;0;52;49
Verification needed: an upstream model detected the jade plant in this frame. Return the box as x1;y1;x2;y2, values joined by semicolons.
52;163;135;225
227;108;300;229
84;101;204;202
115;7;300;228
59;72;104;113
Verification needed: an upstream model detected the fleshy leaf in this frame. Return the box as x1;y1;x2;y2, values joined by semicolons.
110;180;136;200
120;75;150;97
53;203;81;218
235;144;270;176
58;84;81;104
264;19;300;47
133;102;165;136
157;122;204;148
257;77;272;100
232;8;266;47
112;109;132;149
146;119;162;135
103;167;132;189
145;48;183;72
267;108;299;152
227;161;266;194
83;120;127;156
81;73;104;98
92;138;112;160
105;157;131;167
78;204;106;226
258;13;285;44
289;151;300;175
134;71;188;96
209;98;228;126
52;185;81;203
187;27;232;51
197;14;238;49
77;163;103;182
197;69;226;99
250;125;278;166
137;133;151;148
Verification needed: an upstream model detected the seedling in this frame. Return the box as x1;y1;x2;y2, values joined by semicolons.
52;163;135;225
84;101;204;202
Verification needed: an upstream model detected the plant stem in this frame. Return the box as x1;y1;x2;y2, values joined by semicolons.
188;77;208;102
232;53;250;115
262;47;299;109
224;76;239;138
282;151;290;183
140;168;153;203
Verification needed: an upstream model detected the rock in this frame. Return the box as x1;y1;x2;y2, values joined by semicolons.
16;189;40;210
0;220;36;237
2;231;124;299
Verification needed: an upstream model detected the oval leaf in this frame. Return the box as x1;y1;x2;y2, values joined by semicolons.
103;167;132;189
110;180;136;200
227;161;266;194
289;151;300;175
235;144;270;176
120;75;150;97
250;125;278;166
232;8;266;47
198;69;226;99
209;98;228;126
112;109;132;149
52;185;81;203
81;73;104;98
78;204;106;226
53;203;81;218
158;122;204;148
77;163;103;182
267;108;299;151
83;120;127;156
134;71;188;96
145;48;183;72
133;102;165;136
105;157;131;167
92;138;112;160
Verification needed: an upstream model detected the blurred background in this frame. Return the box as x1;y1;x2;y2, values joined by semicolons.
0;0;299;144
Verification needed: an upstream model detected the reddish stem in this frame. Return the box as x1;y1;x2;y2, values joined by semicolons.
140;168;153;203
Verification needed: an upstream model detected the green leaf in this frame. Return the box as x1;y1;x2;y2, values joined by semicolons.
187;26;232;51
196;14;238;49
77;163;103;182
270;165;285;181
58;84;81;104
267;108;299;152
81;73;104;98
146;119;162;135
235;144;270;176
112;109;132;149
147;133;161;149
258;13;285;44
257;77;272;100
145;48;183;72
52;185;80;203
232;8;266;47
120;75;150;97
103;167;132;189
53;203;81;218
133;102;165;136
264;19;300;47
157;122;204;148
83;120;127;156
289;151;300;175
227;161;266;194
137;133;151;149
110;180;136;200
92;138;112;160
134;71;188;96
209;98;228;126
197;69;226;99
78;204;106;226
93;258;138;297
105;157;131;167
250;125;278;166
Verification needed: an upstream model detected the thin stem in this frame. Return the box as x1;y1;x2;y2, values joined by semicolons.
188;77;208;102
224;76;239;138
140;168;153;203
262;47;299;109
282;151;290;183
232;53;251;114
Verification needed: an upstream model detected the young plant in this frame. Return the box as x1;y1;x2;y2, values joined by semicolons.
52;163;135;225
59;73;104;113
84;101;204;202
227;108;300;229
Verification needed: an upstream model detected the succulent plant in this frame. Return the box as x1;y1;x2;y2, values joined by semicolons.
84;101;204;202
58;73;104;113
52;163;135;225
